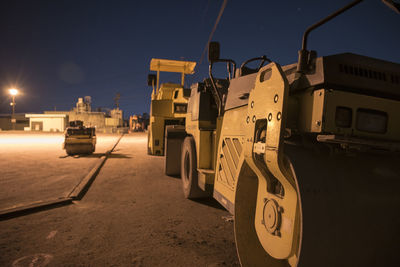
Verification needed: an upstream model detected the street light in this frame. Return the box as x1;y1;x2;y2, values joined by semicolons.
9;88;19;130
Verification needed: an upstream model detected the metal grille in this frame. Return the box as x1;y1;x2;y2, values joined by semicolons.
217;137;242;189
339;63;400;85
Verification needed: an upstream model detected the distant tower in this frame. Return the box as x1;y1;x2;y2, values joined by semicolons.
76;98;85;112
84;96;92;112
114;93;120;109
76;96;92;113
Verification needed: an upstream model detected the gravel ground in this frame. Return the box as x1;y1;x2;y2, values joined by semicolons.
0;132;240;267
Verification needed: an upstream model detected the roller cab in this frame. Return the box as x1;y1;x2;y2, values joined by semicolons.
147;58;196;156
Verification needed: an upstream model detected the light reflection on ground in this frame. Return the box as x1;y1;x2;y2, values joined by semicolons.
0;133;64;145
0;131;123;210
0;132;124;149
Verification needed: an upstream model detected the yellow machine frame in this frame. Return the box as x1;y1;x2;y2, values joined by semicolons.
164;2;400;266
147;58;196;156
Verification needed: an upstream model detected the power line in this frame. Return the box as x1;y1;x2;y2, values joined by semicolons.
198;0;228;66
189;0;228;86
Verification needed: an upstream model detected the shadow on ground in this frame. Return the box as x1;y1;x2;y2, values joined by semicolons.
63;153;132;159
194;198;225;211
107;153;131;159
167;174;181;179
79;153;104;158
58;153;104;159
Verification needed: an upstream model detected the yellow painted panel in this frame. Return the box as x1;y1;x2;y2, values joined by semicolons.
150;58;196;74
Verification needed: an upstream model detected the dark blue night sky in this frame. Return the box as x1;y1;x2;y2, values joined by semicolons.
0;0;399;117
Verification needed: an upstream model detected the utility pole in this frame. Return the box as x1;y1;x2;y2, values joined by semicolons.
9;88;18;130
114;93;121;109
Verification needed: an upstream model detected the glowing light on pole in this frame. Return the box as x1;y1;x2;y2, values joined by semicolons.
9;88;19;130
9;88;18;96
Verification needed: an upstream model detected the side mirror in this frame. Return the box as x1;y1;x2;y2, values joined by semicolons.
382;0;400;13
208;42;220;62
147;74;157;86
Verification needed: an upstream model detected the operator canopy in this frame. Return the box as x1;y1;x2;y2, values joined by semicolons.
150;58;196;74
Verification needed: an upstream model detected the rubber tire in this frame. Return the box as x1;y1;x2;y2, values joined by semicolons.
147;130;152;155
180;136;208;199
164;126;186;176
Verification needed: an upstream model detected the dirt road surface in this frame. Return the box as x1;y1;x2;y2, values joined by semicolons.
0;132;120;210
0;132;240;266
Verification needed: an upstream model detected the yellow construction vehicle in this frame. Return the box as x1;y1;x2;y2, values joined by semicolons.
147;58;196;157
63;120;96;155
129;115;144;132
165;1;400;266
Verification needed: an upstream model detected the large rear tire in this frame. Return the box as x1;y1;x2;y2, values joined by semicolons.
180;136;208;199
164;125;186;176
147;130;152;155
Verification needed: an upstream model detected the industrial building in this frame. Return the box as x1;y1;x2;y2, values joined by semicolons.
25;114;68;132
0;96;125;132
0;114;29;131
43;96;125;132
16;96;126;133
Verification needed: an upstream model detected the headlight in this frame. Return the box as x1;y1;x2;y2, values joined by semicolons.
356;108;387;134
335;106;352;128
174;103;187;113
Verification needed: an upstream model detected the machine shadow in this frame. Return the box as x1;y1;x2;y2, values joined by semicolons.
166;174;181;179
80;153;104;158
107;153;132;159
76;153;131;159
193;198;225;211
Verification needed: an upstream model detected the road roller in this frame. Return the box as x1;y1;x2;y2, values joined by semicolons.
164;1;400;266
63;120;96;155
147;58;196;156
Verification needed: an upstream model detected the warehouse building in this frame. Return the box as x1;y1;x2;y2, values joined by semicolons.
25;114;68;132
0;114;29;131
2;96;125;132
